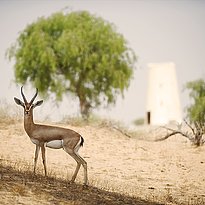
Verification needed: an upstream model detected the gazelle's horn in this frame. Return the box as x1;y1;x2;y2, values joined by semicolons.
21;86;28;103
30;88;38;104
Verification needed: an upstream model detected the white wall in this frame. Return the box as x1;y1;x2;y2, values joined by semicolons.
146;62;182;125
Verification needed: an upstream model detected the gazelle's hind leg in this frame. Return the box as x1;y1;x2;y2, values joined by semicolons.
74;139;87;184
69;151;82;182
64;145;88;185
75;151;88;185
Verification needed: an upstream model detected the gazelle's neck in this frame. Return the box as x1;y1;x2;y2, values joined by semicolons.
24;111;35;135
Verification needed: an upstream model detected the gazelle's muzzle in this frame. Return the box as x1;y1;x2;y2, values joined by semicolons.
24;105;32;115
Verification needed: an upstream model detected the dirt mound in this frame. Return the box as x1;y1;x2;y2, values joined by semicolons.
0;164;161;205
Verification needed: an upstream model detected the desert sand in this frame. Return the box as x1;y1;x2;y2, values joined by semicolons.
0;120;205;204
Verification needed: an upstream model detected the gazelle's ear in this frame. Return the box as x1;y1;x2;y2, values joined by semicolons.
33;100;43;108
14;97;24;107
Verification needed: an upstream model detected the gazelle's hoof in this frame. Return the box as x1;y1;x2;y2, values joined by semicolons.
83;183;88;189
69;180;75;184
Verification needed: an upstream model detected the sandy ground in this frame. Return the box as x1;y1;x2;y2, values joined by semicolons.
0;120;205;204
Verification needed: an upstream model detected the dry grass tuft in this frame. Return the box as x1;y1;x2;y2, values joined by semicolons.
61;114;114;127
0;100;22;124
61;114;143;139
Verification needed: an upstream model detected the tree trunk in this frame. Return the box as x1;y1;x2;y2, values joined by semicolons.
79;98;91;120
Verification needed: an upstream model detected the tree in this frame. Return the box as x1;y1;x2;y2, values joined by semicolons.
7;11;136;118
186;79;205;125
156;79;205;146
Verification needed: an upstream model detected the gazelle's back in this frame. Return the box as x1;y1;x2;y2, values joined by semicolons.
31;124;81;146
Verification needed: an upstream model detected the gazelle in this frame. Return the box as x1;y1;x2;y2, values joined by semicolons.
14;86;88;185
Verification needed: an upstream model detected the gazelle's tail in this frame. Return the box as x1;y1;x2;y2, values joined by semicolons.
80;136;84;147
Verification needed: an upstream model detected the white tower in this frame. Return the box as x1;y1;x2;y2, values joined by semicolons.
146;62;182;125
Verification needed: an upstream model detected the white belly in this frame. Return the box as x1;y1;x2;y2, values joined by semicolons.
46;140;63;149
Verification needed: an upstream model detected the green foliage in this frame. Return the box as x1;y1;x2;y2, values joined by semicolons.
186;79;205;124
7;11;136;118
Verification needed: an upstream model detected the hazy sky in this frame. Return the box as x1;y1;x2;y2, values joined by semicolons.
0;0;205;125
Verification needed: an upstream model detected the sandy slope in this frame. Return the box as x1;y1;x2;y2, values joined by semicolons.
0;121;205;204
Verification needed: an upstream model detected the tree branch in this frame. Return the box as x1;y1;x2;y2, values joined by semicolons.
156;127;193;142
184;119;196;136
156;131;181;141
112;125;132;138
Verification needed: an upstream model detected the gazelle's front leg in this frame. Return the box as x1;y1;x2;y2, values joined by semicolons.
34;145;40;174
41;144;47;176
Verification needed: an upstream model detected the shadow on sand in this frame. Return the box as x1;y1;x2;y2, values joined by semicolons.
0;164;164;205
